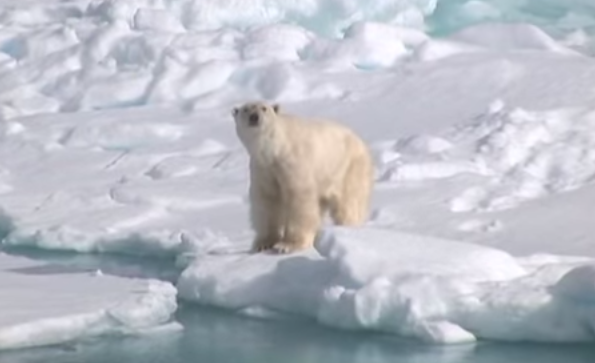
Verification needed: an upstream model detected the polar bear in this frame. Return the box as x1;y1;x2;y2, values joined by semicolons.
233;101;374;254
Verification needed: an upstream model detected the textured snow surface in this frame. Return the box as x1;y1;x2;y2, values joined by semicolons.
383;102;595;212
0;0;592;120
1;0;595;348
0;252;179;351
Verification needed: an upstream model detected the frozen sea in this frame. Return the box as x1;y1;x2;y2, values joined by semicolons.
2;0;595;361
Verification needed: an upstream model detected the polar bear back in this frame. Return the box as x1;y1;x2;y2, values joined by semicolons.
269;114;370;193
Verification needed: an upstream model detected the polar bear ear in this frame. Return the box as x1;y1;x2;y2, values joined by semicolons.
272;104;280;114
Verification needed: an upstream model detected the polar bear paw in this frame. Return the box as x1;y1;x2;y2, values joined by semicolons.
272;241;310;254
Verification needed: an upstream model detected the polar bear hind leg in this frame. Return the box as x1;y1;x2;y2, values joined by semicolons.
329;154;373;226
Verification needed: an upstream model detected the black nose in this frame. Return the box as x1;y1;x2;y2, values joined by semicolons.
248;113;259;127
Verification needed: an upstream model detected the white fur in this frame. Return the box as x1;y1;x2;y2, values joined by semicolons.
233;101;374;254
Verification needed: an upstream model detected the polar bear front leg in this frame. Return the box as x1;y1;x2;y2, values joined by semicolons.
249;185;284;253
274;183;321;254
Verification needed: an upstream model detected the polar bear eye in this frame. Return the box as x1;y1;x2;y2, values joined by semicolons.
261;106;266;112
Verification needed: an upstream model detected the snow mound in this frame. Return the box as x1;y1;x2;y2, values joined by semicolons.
1;0;592;119
449;23;579;55
377;102;595;211
0;0;394;119
178;226;595;344
232;63;312;101
0;252;179;351
241;24;315;61
412;38;481;62
85;0;436;36
451;104;595;211
316;227;524;283
553;264;595;303
413;22;579;62
302;23;409;70
344;22;429;49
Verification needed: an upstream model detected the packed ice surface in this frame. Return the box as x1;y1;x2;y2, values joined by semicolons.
2;0;595;348
0;251;179;350
178;227;595;344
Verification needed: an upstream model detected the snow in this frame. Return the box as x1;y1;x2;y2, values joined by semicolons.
0;251;179;351
385;102;595;212
178;227;595;344
449;23;580;55
1;0;595;350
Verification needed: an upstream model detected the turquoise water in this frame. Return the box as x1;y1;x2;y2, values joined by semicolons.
1;304;594;363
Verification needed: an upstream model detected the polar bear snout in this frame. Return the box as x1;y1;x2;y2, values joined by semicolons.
231;102;265;129
248;113;260;127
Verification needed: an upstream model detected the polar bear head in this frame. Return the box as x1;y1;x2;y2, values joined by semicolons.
232;101;280;147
